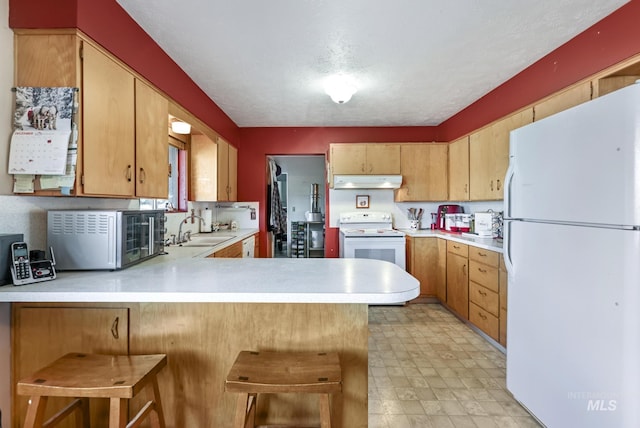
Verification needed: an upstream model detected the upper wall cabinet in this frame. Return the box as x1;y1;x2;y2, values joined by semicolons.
593;60;640;97
217;137;238;202
330;143;400;175
14;31;169;198
469;109;533;200
533;81;592;122
82;42;136;196
190;135;238;201
395;143;448;202
448;137;469;201
134;80;169;198
329;143;400;188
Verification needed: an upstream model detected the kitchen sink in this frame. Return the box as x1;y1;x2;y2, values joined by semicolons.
178;235;236;247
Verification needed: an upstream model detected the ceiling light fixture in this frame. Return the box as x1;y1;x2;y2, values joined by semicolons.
171;121;191;134
324;74;357;104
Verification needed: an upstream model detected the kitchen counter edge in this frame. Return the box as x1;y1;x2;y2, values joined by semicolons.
401;229;503;252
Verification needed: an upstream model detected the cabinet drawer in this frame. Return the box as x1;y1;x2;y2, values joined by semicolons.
469;302;499;342
469;281;499;316
469;260;499;292
469;248;499;267
447;241;468;257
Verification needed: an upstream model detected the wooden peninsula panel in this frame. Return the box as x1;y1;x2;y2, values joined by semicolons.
12;302;367;428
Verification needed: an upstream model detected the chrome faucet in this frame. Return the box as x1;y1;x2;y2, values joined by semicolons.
177;214;206;244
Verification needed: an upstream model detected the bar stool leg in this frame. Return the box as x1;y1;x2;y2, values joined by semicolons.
23;395;48;428
149;377;166;428
233;392;257;428
76;398;90;428
109;397;127;428
319;393;332;428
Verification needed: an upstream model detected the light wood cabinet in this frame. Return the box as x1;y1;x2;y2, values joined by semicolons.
329;143;400;179
12;305;129;428
446;241;468;319
14;32;170;198
208;240;243;258
448;136;469;201
134;80;169;198
469;109;533;200
534;81;592;122
217;137;238;201
467;247;503;343
82;42;136;196
405;236;445;298
190;135;238;201
395;143;448;201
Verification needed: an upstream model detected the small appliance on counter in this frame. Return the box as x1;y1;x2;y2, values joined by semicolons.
435;204;464;230
473;211;503;238
47;209;165;270
0;233;24;285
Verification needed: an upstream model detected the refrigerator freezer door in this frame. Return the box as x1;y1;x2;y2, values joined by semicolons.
506;220;640;427
506;83;640;227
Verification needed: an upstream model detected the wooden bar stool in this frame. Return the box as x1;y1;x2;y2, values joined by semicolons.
225;351;342;428
17;353;167;428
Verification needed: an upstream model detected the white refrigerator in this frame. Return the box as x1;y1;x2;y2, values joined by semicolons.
504;82;640;427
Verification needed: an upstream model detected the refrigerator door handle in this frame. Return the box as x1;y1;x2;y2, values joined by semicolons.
504;162;515;219
503;220;514;275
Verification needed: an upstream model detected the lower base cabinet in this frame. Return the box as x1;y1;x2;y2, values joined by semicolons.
11;302;367;427
446;242;469;319
406;237;446;298
12;306;129;428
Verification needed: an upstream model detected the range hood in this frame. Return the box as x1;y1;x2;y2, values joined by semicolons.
333;175;403;189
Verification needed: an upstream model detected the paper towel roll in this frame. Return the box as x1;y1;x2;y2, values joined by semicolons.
201;209;213;233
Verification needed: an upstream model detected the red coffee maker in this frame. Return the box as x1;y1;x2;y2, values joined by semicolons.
435;204;464;230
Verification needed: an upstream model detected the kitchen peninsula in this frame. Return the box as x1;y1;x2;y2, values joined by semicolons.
0;253;419;427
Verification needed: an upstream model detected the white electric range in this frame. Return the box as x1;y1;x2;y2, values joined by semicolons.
338;211;406;269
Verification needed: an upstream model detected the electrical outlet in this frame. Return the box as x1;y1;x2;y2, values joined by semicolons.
250;209;256;220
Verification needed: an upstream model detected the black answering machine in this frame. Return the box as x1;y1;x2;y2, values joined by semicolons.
10;242;57;286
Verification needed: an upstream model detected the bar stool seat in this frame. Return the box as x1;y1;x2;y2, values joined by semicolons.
17;352;167;428
225;351;342;428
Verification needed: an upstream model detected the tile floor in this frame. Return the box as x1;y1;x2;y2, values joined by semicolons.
368;304;542;428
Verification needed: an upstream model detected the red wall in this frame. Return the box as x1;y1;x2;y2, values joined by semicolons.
440;0;640;141
9;0;640;257
239;127;440;257
9;0;240;144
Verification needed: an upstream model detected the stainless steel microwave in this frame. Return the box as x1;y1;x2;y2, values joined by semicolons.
47;209;165;270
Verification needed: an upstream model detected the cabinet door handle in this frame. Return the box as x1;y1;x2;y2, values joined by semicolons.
478;312;487;320
462;264;467;274
139;167;146;183
478;252;487;257
453;245;460;249
168;163;172;177
497;179;501;191
490;180;494;191
464;184;468;194
478;268;487;273
478;290;487;296
111;316;119;339
126;165;132;182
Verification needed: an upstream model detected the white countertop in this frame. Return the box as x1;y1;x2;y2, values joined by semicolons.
401;229;503;252
0;253;419;304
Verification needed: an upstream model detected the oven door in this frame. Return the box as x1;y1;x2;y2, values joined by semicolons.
340;234;406;270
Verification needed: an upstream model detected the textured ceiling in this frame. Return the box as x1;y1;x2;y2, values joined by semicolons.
117;0;628;127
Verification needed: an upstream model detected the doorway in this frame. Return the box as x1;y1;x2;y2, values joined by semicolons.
268;155;326;258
